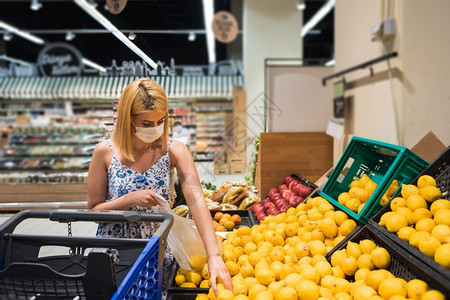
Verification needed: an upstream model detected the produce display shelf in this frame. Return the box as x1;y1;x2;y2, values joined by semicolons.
368;146;450;280
320;136;428;223
327;224;450;295
0;209;173;300
167;292;198;300
208;209;257;229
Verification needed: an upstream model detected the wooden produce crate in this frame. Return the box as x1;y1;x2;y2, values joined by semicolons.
254;132;333;200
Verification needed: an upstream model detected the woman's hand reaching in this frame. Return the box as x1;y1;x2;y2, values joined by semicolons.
208;254;233;295
129;189;161;207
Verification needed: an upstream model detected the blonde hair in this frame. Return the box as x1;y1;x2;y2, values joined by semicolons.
112;78;169;161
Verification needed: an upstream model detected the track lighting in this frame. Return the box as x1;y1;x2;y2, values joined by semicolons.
128;32;136;40
188;32;196;42
3;32;13;41
296;0;306;10
30;0;42;11
65;31;76;41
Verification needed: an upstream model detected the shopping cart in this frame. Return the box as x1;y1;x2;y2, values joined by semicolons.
0;209;173;300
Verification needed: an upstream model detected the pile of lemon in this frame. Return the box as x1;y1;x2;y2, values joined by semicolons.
174;254;211;288
377;175;450;269
337;174;399;214
193;196;365;299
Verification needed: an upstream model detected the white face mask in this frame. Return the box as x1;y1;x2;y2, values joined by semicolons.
132;122;164;143
175;125;182;132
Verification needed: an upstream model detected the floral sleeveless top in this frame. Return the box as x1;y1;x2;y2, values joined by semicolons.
96;139;175;239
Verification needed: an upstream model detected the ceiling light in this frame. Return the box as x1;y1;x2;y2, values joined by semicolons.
30;0;42;11
188;32;196;42
325;58;335;66
128;32;136;40
202;0;215;63
65;31;76;41
296;0;306;10
0;20;45;44
3;32;13;41
74;0;157;69
301;0;334;37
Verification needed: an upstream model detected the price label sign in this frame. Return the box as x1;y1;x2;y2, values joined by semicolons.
333;80;345;119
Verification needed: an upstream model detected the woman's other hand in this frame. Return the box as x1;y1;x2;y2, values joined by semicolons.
130;189;161;207
208;254;233;295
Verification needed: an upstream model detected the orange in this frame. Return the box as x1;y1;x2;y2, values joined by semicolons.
231;214;242;225
214;211;224;221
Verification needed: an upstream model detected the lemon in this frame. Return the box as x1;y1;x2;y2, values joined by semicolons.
254;290;274;300
320;217;338;238
371;247;391;269
248;283;267;300
238;254;249;266
180;282;197;288
330;249;347;267
357;253;375;270
333;235;346;247
233;295;249;300
217;289;234;300
308;240;327;256
409;231;430;248
294;242;310;259
267;281;285;298
200;279;210;288
365;269;389;291
315;260;332;278
280;263;297;280
415;218;436;233
354;285;377;299
354;267;371;281
353;187;371;203
420;186;442;203
339;219;357;236
330;209;344;224
300;265;320;284
196;294;209;300
386;179;400;197
222;249;236;263
379;211;394;227
430;199;450;215
277;287;297;300
378;278;407;299
241;262;255;278
334;292;352;300
396;207;414;225
390;197;407;212
319;286;333;299
332;265;345;279
242;277;258;291
346;241;361;258
295;280;319;300
225;261;239;276
359;174;371;188
397;226;416;242
431;224;450;243
401;184;420;200
340;255;358;276
417;175;437;188
419;236;441;258
421;290;445;300
386;212;409;233
379;194;390;206
189;254;207;272
345;197;361;212
248;251;264;267
359;239;377;254
411;208;432;224
406;279;428;300
434;208;450;226
185;271;202;286
175;274;186;286
283;273;302;288
434;243;450;269
365;180;378;194
285;222;299;237
406;194;428;211
255;268;275;286
329;277;351;295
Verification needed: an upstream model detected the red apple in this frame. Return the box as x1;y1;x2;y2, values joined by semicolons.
260;198;271;205
268;188;278;198
263;201;275;213
280;203;291;213
267;207;280;216
282;189;294;199
252;203;264;214
278;184;288;192
256;212;267;222
297;185;313;198
288;180;300;190
275;198;287;208
283;176;294;185
289;196;304;207
270;192;281;202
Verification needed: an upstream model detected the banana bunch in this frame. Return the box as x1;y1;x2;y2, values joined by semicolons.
173;205;189;217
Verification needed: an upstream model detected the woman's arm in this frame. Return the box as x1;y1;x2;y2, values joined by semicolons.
87;141;159;210
169;140;232;294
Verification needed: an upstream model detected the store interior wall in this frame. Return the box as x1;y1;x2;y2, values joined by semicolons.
243;0;302;141
267;66;332;132
333;0;450;163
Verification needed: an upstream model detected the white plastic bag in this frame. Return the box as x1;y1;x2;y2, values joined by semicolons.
154;194;207;271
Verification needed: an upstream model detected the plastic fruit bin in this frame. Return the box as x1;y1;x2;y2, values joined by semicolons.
320;136;428;223
368;146;450;280
327;224;450;296
167;292;199;300
0;209;173;300
167;261;209;294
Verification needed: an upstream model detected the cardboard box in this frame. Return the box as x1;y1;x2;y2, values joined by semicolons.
229;162;247;174
411;131;447;163
227;150;246;164
214;163;229;175
233;87;246;112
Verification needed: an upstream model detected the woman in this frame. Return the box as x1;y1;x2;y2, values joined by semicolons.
87;78;232;297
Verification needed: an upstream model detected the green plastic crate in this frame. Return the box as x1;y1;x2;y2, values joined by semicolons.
320;136;428;223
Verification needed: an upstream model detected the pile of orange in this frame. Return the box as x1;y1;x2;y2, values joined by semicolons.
213;212;242;232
